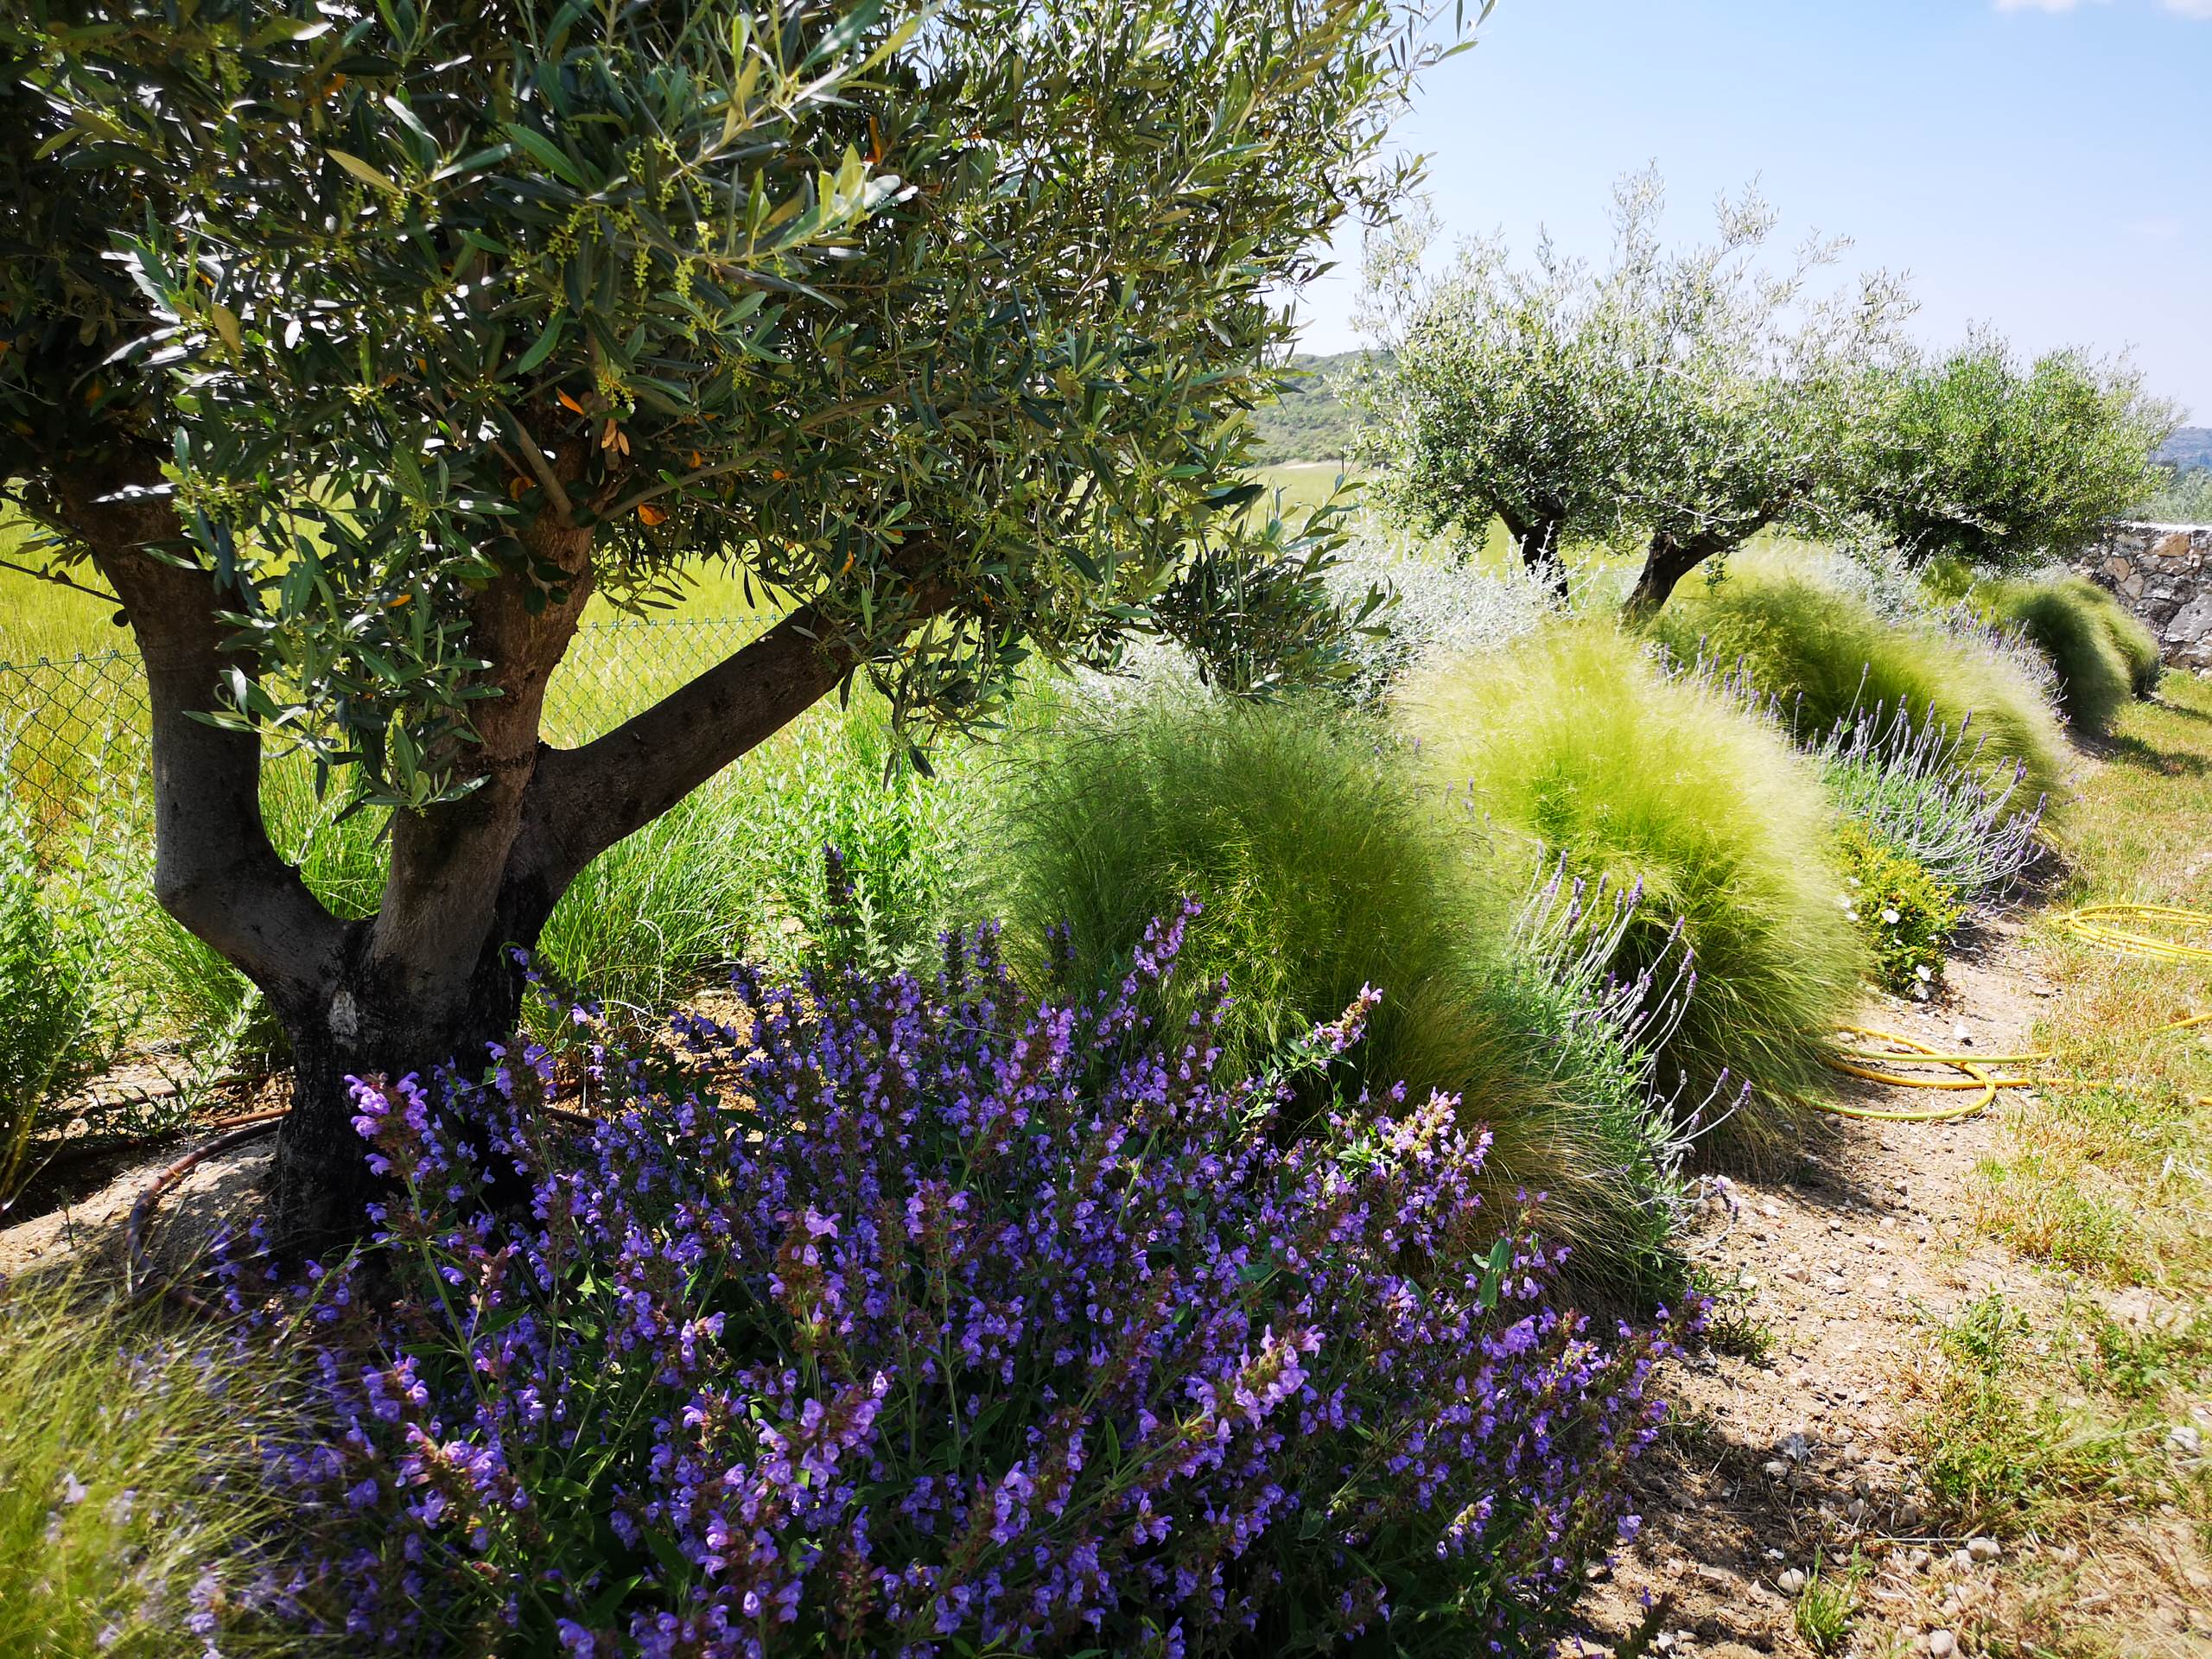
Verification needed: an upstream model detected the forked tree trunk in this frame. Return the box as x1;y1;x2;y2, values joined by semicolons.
50;454;899;1250
271;933;534;1237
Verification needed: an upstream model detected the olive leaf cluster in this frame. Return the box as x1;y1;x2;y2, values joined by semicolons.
5;0;1453;805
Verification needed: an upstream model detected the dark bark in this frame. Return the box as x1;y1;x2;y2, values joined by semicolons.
44;454;937;1246
1624;527;1734;620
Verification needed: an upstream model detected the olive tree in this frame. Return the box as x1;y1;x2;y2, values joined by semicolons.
1357;172;1910;611
1;0;1455;1239
1618;188;1910;613
1352;194;1651;588
1846;335;2177;571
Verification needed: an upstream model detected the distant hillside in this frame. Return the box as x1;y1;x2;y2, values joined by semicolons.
2159;427;2212;472
1251;351;1372;465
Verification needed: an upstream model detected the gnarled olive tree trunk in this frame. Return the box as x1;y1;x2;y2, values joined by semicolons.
1622;526;1734;619
59;461;866;1248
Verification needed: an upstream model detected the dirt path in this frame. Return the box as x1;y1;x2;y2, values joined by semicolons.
1574;915;2212;1656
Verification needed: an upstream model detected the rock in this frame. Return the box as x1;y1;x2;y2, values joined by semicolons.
1764;1459;1789;1478
1928;1631;1956;1658
1777;1567;1807;1594
1967;1535;1999;1561
2168;1423;2202;1455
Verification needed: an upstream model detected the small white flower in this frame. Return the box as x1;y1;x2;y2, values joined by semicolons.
1847;876;1862;888
1882;908;1901;925
1915;963;1933;982
1911;983;1930;1001
1844;907;1859;922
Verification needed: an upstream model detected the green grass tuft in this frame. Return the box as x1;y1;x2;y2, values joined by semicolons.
1790;1553;1862;1657
1404;623;1866;1171
0;1278;288;1656
1647;563;2069;810
975;689;1681;1281
1978;576;2134;734
2054;573;2161;699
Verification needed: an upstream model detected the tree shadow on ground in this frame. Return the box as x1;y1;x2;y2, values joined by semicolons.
2074;728;2211;779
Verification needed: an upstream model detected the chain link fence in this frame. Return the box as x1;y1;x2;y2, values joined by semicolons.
0;614;772;849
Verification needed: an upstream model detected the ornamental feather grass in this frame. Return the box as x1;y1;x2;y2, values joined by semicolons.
1648;566;2069;810
1405;624;1866;1171
0;1277;288;1657
974;691;1679;1279
1976;577;2134;734
2068;576;2162;699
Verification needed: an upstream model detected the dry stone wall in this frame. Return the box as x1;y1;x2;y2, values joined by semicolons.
2081;524;2212;671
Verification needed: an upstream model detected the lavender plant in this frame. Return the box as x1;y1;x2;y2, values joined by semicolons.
241;919;1684;1656
1655;642;2045;905
1812;702;2044;902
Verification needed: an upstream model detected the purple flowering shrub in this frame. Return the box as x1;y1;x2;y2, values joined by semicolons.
261;918;1684;1656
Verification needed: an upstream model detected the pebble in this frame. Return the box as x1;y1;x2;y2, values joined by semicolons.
1763;1459;1789;1478
1967;1535;2000;1561
1928;1632;1956;1657
1777;1567;1807;1594
2169;1423;2202;1455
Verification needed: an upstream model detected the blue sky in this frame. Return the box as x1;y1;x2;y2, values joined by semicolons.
1295;0;2212;419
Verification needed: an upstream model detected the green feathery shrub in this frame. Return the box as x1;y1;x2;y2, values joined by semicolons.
0;762;126;1202
2052;574;2160;699
1648;565;2068;809
1405;624;1866;1170
1976;577;2133;734
977;690;1679;1275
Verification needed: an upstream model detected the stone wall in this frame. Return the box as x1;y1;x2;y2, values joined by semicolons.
2080;523;2212;671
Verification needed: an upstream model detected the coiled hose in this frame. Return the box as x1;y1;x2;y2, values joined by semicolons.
1817;904;2212;1123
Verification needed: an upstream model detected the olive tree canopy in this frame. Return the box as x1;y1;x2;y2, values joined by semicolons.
1844;334;2177;573
1356;172;1910;611
0;0;1462;1237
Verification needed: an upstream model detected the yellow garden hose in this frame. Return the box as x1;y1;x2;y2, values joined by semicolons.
1815;904;2212;1122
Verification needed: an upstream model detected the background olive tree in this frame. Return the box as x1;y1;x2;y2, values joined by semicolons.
1356;172;1910;612
1845;334;2177;571
0;0;1464;1239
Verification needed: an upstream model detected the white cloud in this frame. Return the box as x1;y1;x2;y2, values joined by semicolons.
2162;0;2212;17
